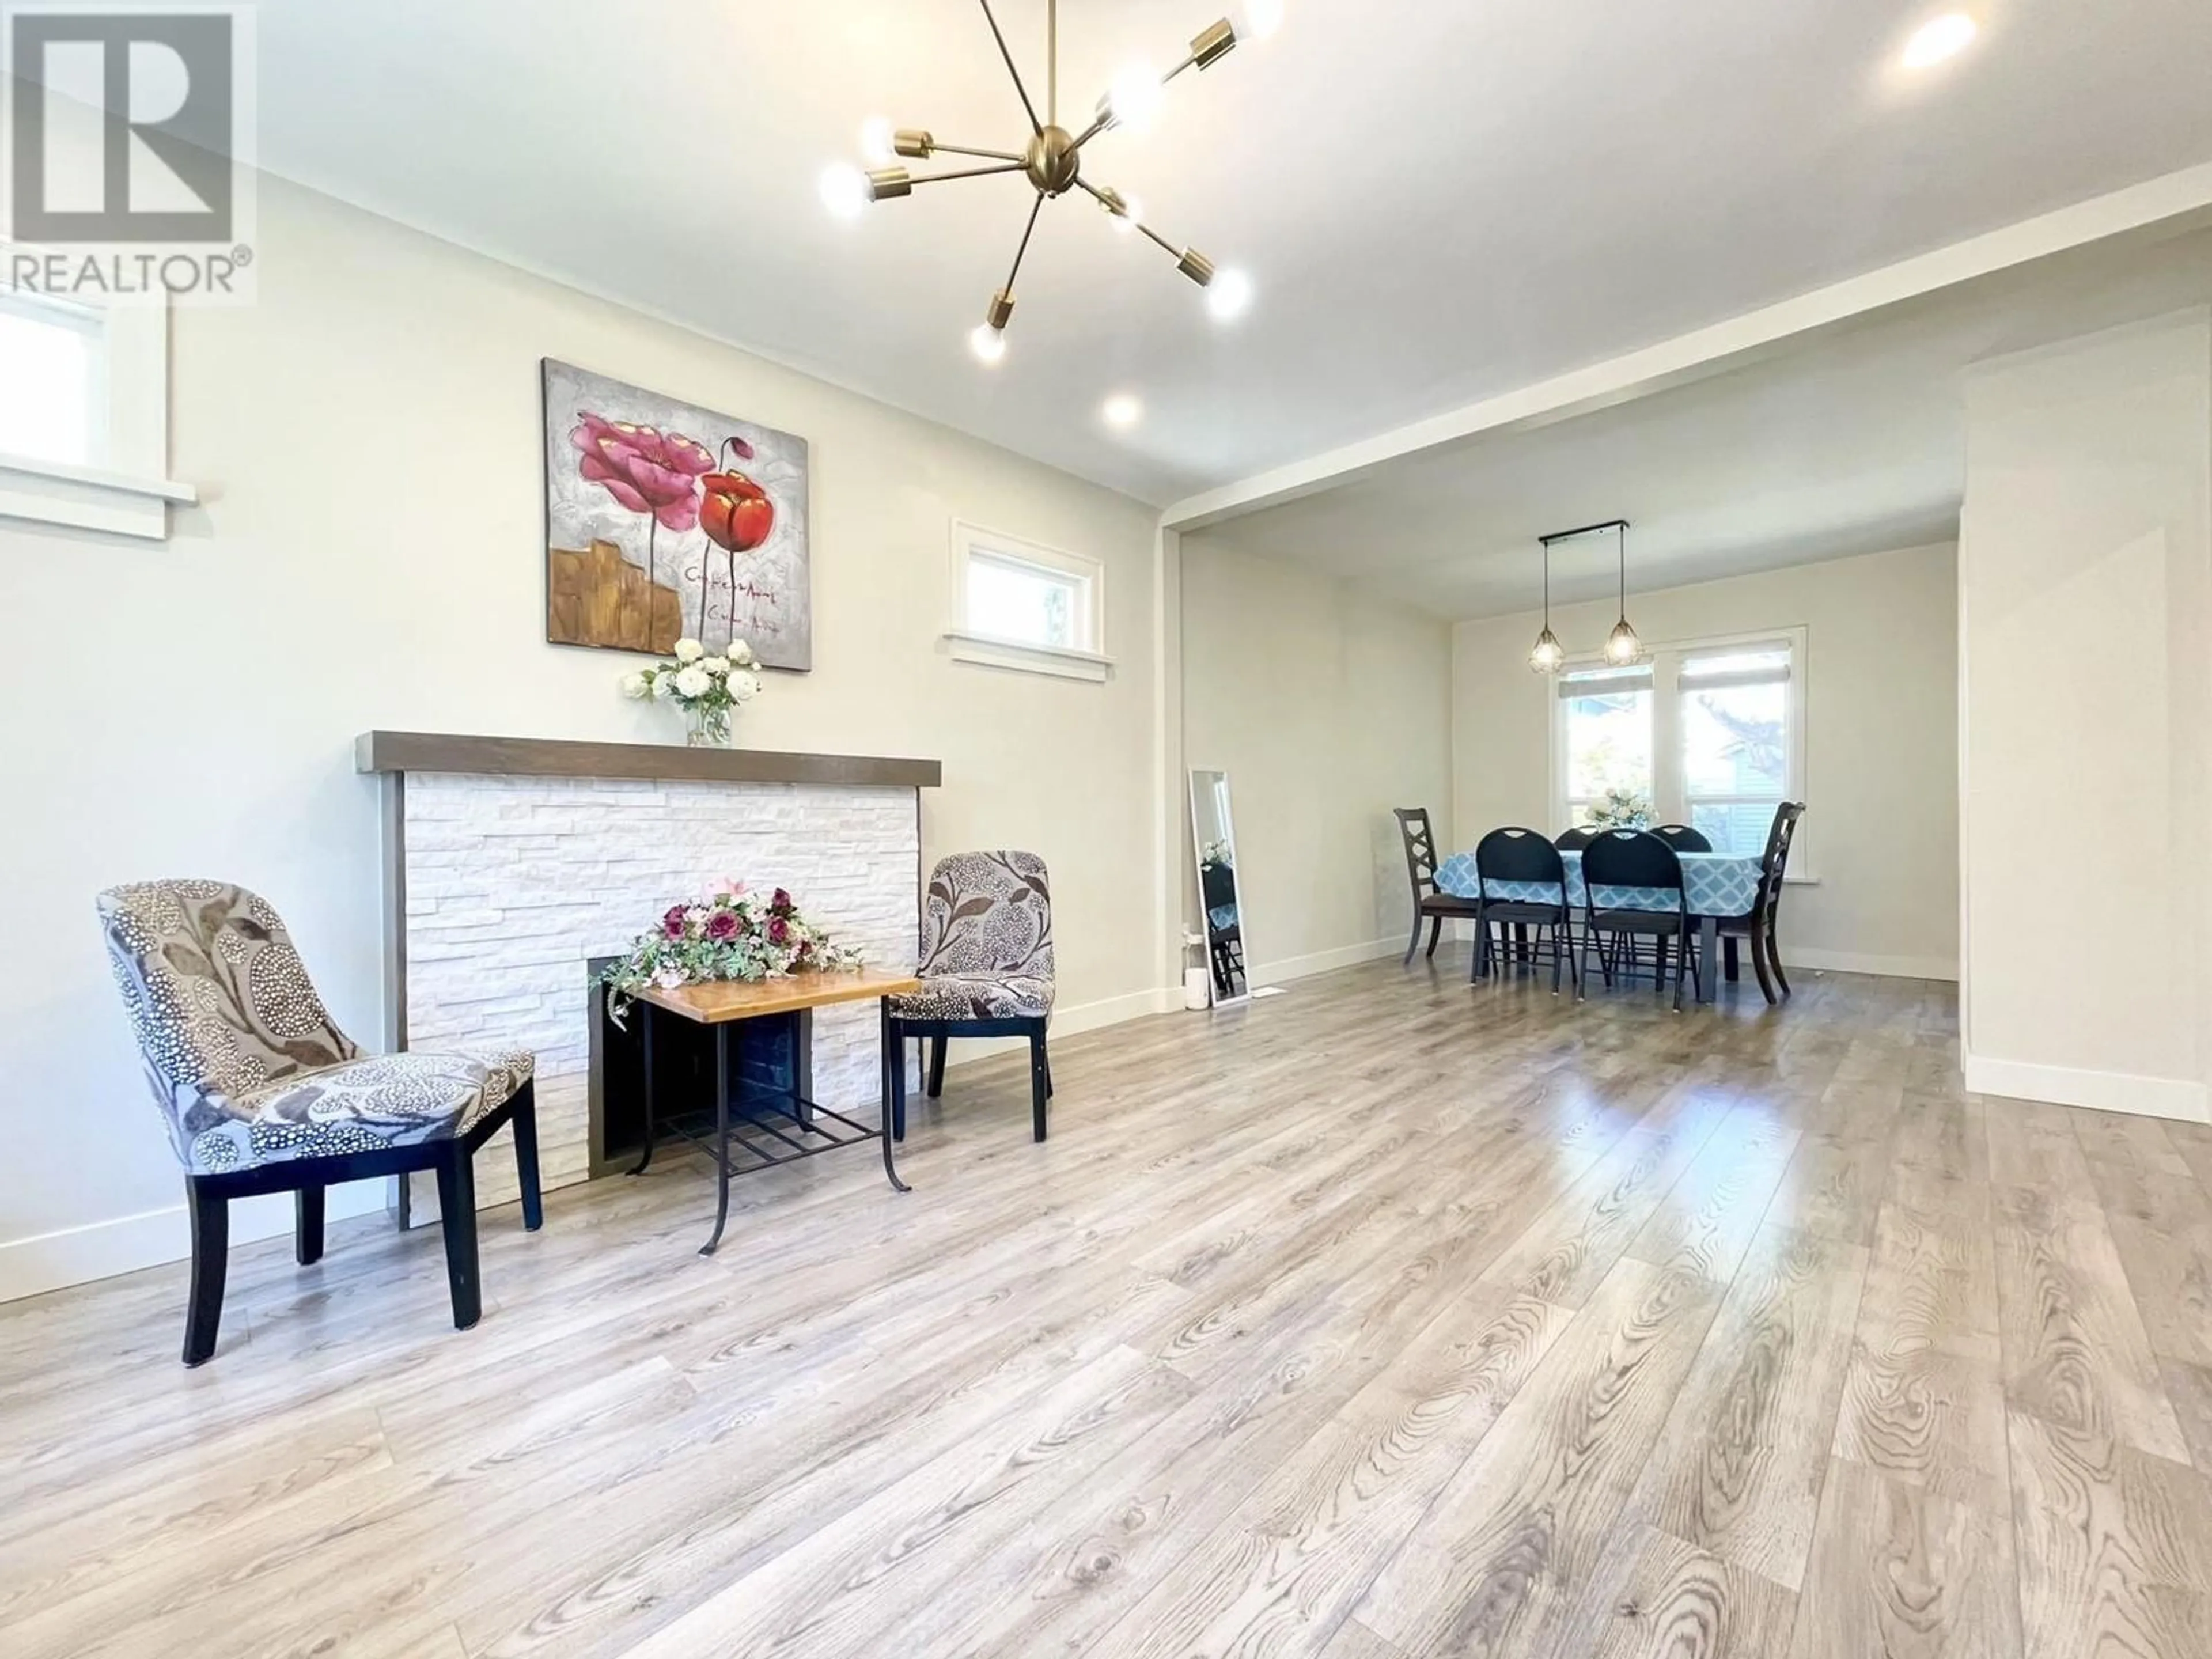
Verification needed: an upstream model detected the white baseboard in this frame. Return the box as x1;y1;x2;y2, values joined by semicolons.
0;1179;392;1306
1786;947;1959;983
1964;1052;2210;1123
1249;936;1403;986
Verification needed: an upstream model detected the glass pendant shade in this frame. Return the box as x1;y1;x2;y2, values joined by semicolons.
1604;617;1645;665
1529;627;1565;674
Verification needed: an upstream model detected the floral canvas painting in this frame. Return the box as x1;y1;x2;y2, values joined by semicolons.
541;360;812;670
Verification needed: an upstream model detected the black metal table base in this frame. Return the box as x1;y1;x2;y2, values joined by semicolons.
628;997;910;1255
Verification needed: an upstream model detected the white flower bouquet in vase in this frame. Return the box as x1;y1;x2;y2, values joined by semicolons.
620;637;763;747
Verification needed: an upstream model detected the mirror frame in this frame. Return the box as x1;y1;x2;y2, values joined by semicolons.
1188;767;1251;1007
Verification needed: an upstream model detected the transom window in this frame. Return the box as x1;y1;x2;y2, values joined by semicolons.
1554;628;1806;861
0;288;104;468
946;521;1111;682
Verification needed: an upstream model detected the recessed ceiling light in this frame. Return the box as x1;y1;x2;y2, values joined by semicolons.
1206;268;1253;321
1902;12;1977;69
1103;394;1143;429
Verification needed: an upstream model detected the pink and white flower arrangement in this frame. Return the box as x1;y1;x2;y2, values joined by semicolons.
600;881;861;1024
620;636;763;745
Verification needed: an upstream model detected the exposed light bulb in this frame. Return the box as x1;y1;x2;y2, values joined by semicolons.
819;164;869;219
858;115;897;165
1528;628;1565;675
1103;393;1143;429
1108;61;1168;131
969;323;1007;365
1604;619;1645;666
1239;0;1285;41
1111;194;1144;234
1206;268;1253;321
1902;12;1976;69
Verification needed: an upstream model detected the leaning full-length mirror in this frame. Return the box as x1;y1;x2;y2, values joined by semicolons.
1189;768;1249;1005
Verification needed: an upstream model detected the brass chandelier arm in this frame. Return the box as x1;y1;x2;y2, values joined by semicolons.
1069;111;1113;151
1003;190;1047;295
934;142;1026;162
977;0;1043;135
908;161;1031;188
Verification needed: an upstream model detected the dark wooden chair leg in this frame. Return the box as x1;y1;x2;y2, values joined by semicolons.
1767;922;1791;997
1043;1043;1054;1099
1749;924;1778;1005
1403;913;1423;964
434;1145;482;1331
1423;914;1443;961
1028;1028;1050;1142
510;1094;543;1232
926;1035;948;1099
1724;936;1741;982
182;1179;229;1367
294;1184;325;1266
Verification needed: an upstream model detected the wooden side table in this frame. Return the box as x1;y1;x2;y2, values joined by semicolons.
628;969;923;1255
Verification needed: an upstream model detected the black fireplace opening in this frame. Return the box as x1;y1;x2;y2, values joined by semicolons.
586;957;813;1177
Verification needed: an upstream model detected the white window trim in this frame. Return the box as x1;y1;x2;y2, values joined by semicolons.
945;519;1115;683
1549;624;1816;881
0;244;196;540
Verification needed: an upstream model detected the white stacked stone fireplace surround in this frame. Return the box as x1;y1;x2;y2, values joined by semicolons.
370;740;930;1219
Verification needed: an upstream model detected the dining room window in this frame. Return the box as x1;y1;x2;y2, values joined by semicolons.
0;287;104;469
1559;665;1655;827
1679;642;1794;856
1554;628;1806;861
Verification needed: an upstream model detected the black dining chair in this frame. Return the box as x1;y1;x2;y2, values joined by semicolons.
1553;826;1596;851
1472;828;1577;993
1578;829;1699;1012
1393;807;1484;964
1652;824;1713;853
1717;802;1806;1004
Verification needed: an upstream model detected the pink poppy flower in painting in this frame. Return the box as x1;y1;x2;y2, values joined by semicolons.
572;413;715;532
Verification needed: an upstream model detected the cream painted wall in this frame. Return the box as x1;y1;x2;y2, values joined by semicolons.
1959;310;2212;1121
0;175;1169;1297
1452;543;1961;979
1180;538;1455;978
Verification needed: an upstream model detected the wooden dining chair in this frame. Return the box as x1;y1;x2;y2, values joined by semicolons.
1717;802;1806;1004
1578;830;1699;1012
1393;807;1483;964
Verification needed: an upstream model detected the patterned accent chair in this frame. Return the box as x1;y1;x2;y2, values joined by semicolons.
885;851;1055;1143
96;880;541;1365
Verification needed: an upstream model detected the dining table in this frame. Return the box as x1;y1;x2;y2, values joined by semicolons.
1432;846;1765;1003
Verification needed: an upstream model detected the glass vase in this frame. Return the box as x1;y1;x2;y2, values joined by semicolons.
684;704;730;748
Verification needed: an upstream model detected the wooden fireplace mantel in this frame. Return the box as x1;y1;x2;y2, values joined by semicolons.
355;731;941;790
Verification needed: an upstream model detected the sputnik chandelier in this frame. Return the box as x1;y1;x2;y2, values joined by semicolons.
821;0;1280;363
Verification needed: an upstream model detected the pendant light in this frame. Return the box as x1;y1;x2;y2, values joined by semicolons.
1528;533;1564;674
1603;519;1647;666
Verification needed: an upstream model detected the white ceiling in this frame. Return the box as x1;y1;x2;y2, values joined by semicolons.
1191;226;2212;618
252;0;2212;505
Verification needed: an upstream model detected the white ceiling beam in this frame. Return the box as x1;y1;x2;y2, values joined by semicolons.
1159;160;2212;531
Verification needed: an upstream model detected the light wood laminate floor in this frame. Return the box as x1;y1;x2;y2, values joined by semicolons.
7;954;2212;1658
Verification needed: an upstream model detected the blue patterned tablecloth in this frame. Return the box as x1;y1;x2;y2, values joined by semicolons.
1434;848;1763;917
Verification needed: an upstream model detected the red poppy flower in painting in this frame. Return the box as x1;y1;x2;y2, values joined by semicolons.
571;414;715;532
700;436;774;555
